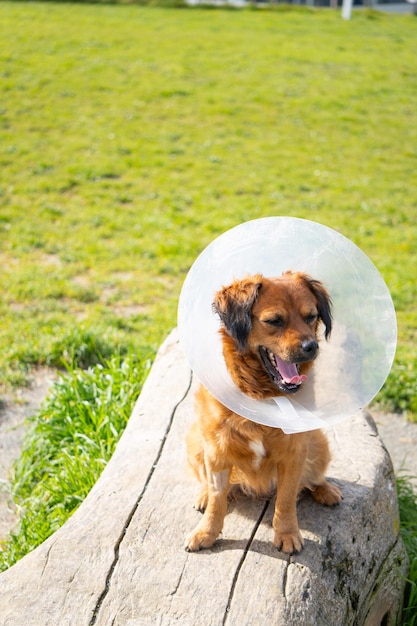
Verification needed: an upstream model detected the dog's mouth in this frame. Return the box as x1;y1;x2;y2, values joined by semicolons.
259;347;307;394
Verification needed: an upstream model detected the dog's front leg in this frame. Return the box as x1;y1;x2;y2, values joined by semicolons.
185;464;230;552
273;443;307;555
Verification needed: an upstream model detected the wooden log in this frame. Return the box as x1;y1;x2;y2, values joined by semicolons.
0;330;409;626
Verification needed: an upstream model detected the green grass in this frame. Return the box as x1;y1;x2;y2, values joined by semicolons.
0;1;416;412
398;477;417;626
0;355;149;571
0;2;417;617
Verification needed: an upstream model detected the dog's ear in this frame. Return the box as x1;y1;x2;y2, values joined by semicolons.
213;275;263;352
302;276;333;340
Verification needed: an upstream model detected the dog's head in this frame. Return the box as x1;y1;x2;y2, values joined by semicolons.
213;271;332;398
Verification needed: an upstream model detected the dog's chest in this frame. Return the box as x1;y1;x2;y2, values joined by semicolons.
248;439;266;470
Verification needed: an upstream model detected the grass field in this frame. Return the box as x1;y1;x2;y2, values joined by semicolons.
0;355;149;570
0;2;417;615
1;1;416;411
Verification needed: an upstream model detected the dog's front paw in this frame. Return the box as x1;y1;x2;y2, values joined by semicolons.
273;530;304;555
185;525;219;552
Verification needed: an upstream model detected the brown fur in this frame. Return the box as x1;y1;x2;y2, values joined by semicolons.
185;271;342;554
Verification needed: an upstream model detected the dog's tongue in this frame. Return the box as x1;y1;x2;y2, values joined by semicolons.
274;355;307;385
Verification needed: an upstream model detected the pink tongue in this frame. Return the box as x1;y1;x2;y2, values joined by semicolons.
274;355;307;385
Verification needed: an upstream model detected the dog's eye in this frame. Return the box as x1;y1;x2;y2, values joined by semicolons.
264;316;284;327
305;313;318;324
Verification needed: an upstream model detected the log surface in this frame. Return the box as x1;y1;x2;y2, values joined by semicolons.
0;329;408;626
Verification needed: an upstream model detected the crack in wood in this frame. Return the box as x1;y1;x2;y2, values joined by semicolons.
168;559;187;598
89;372;193;626
39;537;57;580
222;498;270;626
281;556;291;602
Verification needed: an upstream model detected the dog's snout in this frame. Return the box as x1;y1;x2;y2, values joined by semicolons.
301;340;319;357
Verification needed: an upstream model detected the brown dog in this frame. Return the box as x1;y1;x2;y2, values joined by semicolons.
185;271;342;554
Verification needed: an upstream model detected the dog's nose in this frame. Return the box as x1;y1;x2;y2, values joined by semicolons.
301;340;319;357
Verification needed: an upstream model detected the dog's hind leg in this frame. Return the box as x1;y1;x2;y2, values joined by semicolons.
185;465;231;552
310;481;342;506
304;430;342;507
